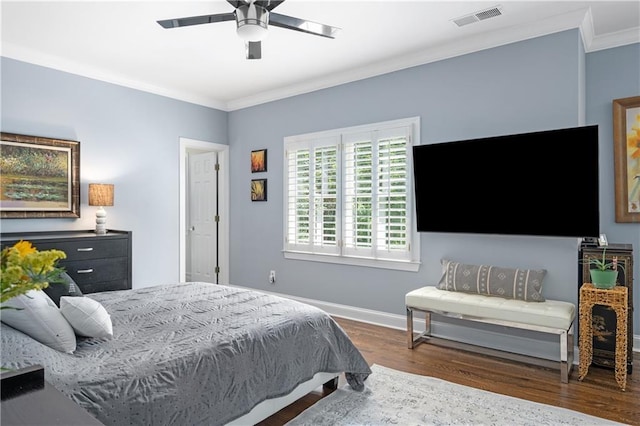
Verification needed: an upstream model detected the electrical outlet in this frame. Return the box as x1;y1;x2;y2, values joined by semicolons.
269;270;276;284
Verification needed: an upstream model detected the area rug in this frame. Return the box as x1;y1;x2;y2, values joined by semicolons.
286;364;622;425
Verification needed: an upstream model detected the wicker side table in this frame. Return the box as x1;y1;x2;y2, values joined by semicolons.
578;283;628;391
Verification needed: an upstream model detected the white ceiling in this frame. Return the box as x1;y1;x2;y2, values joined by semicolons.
2;1;639;111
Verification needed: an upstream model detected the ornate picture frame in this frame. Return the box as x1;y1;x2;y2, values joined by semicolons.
613;96;640;223
0;132;80;218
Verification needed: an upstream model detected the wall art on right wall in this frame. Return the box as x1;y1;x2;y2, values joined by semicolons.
251;179;267;202
251;149;267;173
613;95;640;223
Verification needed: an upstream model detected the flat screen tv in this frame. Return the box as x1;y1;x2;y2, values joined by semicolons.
412;125;599;238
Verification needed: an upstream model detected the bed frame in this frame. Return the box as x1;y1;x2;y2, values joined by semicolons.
228;372;339;424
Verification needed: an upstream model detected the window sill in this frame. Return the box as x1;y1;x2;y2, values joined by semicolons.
283;250;421;272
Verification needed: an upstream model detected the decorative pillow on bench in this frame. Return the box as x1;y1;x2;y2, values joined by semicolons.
438;259;546;302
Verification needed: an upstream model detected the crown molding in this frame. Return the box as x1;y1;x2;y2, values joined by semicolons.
227;8;633;111
586;27;640;52
2;7;638;112
1;42;228;111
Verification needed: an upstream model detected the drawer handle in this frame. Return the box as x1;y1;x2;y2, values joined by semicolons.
76;247;94;252
76;269;94;274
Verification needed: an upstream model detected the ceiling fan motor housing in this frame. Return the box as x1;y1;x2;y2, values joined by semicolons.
236;4;269;42
157;0;340;60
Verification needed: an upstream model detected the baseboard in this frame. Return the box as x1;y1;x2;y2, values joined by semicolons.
231;285;640;357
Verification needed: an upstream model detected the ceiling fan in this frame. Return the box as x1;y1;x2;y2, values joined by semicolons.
157;0;340;60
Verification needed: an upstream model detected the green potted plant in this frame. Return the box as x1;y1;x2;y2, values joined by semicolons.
584;248;624;289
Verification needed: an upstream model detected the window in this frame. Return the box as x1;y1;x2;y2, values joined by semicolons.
284;117;420;271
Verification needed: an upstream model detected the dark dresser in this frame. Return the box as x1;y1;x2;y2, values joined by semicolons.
579;242;634;373
1;230;132;294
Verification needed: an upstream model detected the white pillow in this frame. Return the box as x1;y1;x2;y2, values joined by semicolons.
60;296;113;339
0;290;76;353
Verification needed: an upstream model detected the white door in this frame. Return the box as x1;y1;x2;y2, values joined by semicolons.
188;151;218;283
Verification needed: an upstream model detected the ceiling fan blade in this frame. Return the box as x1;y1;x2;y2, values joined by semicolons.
246;41;262;60
269;13;340;39
157;12;236;29
255;1;286;11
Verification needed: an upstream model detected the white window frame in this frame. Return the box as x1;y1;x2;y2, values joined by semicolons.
283;117;421;272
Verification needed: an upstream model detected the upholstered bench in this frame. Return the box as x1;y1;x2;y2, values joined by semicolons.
406;286;576;383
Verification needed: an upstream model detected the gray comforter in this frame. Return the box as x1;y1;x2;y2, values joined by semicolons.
0;283;371;425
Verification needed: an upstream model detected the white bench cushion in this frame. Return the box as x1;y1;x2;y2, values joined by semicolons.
406;286;575;330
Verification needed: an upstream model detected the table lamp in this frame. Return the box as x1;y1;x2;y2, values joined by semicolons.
88;183;114;235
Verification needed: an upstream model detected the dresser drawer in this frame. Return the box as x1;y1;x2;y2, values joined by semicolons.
78;280;130;294
35;239;127;261
62;258;128;285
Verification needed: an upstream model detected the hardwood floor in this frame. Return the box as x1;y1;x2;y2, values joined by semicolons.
259;317;639;426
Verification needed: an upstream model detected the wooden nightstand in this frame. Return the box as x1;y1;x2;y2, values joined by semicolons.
578;283;628;391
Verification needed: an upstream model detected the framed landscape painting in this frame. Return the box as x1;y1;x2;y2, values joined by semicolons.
613;96;640;223
0;132;80;218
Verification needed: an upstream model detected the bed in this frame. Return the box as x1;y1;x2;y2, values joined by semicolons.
0;282;371;425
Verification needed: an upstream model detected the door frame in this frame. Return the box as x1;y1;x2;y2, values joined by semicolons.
179;137;229;284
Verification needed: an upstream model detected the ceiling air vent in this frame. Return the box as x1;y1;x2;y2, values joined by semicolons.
452;5;503;27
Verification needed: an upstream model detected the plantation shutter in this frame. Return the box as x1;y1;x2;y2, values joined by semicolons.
284;117;419;270
285;136;340;255
342;126;412;261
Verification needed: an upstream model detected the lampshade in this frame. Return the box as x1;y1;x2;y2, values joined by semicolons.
88;184;114;207
236;3;269;42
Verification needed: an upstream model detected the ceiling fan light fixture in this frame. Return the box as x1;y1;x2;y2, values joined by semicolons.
236;4;269;42
158;0;340;59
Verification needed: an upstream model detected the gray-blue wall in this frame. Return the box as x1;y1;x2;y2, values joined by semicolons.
0;59;228;287
228;29;639;337
586;42;640;331
1;29;639;341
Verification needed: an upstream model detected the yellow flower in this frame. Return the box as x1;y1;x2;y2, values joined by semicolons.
13;240;37;257
1;241;66;307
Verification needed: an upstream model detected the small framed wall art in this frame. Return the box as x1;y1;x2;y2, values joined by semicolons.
613;95;640;223
251;179;267;201
251;149;267;173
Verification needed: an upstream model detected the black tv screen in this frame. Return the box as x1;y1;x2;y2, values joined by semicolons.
412;125;599;238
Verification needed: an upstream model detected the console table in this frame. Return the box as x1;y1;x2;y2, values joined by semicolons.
578;283;628;391
0;230;132;294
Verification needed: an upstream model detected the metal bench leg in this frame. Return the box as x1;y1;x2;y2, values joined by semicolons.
559;322;574;383
568;323;574;368
425;311;431;337
407;307;414;348
407;307;433;349
559;323;574;383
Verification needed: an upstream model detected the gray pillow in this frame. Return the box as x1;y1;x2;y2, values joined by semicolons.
437;259;546;302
